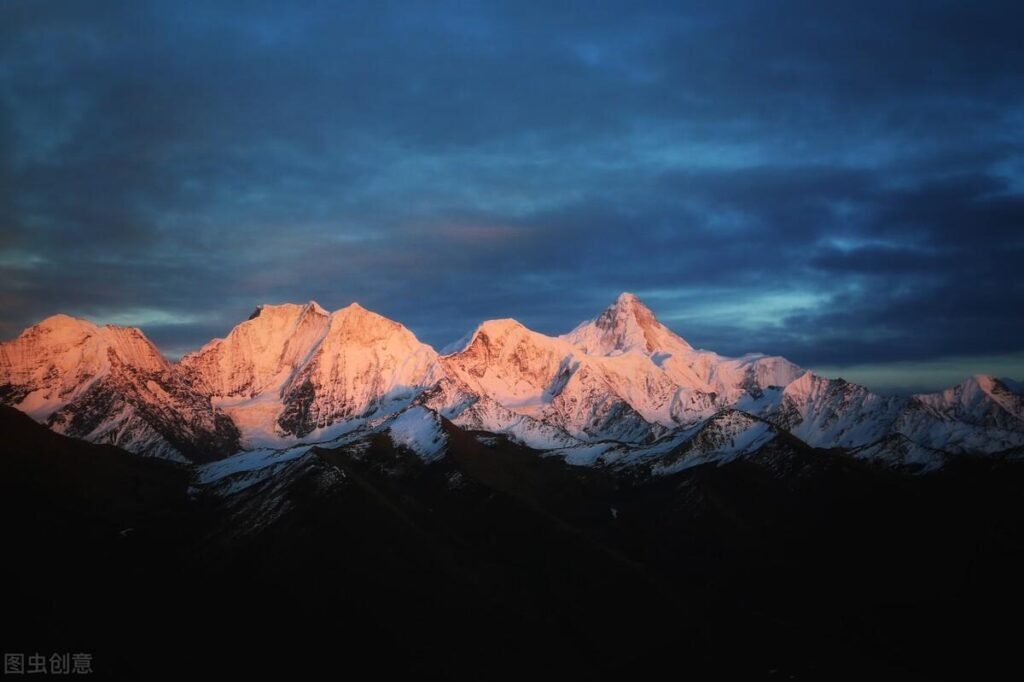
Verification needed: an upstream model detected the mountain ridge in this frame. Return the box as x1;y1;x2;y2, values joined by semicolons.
3;295;1022;471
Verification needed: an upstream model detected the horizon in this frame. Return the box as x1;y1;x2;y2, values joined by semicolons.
6;291;1021;396
3;1;1022;395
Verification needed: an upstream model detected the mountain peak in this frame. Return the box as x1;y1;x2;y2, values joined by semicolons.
441;318;573;361
613;291;644;306
332;301;398;328
967;374;997;389
564;293;691;356
448;318;530;355
935;374;1000;400
340;301;366;313
1;313;171;423
37;312;91;326
32;314;101;337
599;292;658;327
957;374;1022;404
325;302;423;348
247;301;326;323
21;315;158;361
476;318;527;334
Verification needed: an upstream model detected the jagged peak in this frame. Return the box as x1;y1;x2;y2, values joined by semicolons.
952;374;1020;403
783;370;820;394
184;301;331;362
305;300;329;316
607;291;648;312
333;301;374;317
330;301;403;328
248;301;327;321
443;317;570;358
229;301;331;338
594;292;656;326
446;318;530;355
964;374;997;390
911;373;1024;423
565;292;692;355
324;302;434;352
915;374;998;401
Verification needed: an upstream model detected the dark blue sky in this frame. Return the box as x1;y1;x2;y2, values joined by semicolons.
2;0;1022;392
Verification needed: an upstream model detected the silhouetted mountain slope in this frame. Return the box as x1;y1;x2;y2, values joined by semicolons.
4;406;1024;680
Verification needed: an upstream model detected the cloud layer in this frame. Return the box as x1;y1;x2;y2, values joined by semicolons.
2;0;1022;391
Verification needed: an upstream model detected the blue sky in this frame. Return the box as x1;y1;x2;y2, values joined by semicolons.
2;0;1022;392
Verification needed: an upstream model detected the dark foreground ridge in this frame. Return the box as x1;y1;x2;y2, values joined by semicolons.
3;405;1023;680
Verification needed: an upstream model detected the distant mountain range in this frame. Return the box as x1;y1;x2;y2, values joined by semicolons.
5;294;1024;678
3;293;1023;473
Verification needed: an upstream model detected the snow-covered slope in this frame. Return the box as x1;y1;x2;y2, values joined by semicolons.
4;294;1021;474
545;408;780;474
565;292;694;357
386;406;448;462
436;316;669;443
182;302;332;399
277;303;439;437
180;302;438;447
760;371;903;448
893;375;1024;454
427;294;822;449
0;315;239;462
417;376;581;450
564;293;804;401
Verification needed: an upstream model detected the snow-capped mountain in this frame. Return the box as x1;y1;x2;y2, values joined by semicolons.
435;317;662;443
182;302;332;400
564;292;694;357
3;293;1022;473
180;302;438;447
565;293;805;401
893;375;1024;454
431;296;728;444
0;315;239;462
758;371;904;448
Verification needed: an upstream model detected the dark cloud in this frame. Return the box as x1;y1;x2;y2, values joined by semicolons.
1;0;1022;390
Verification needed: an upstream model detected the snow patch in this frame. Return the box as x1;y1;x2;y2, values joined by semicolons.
388;407;447;461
